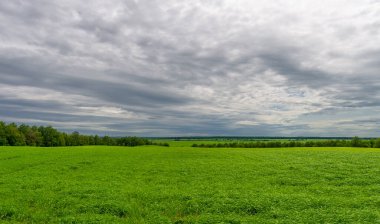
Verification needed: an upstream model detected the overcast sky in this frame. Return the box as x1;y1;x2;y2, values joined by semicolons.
1;0;380;136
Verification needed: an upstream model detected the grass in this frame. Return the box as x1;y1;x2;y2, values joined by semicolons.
0;146;379;223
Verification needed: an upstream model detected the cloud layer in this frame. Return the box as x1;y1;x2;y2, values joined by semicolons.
1;0;380;136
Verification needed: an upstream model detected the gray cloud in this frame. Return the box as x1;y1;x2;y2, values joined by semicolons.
1;0;380;136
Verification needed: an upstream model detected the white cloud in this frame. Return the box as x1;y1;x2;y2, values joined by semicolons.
0;0;379;136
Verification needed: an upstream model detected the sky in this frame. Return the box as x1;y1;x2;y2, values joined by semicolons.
0;0;380;137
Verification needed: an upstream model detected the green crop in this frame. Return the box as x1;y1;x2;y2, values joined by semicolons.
0;146;379;223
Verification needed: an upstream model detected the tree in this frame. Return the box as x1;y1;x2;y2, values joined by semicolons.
18;124;39;146
31;126;43;146
58;133;66;146
374;138;380;148
351;136;361;147
102;135;115;145
71;131;80;146
94;135;102;145
0;121;7;146
6;123;25;146
79;135;89;146
39;126;60;147
89;135;95;145
0;121;167;148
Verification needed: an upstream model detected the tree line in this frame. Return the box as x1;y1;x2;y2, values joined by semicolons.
164;136;363;141
0;121;168;147
192;137;380;148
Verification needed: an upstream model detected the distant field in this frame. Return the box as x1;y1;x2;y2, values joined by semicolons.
157;140;226;147
0;146;379;223
154;138;373;148
154;139;301;147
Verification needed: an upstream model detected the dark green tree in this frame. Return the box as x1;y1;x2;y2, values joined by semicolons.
94;135;102;145
0;121;8;146
71;131;80;146
6;123;25;146
39;126;60;147
351;136;362;147
31;126;43;146
374;138;380;148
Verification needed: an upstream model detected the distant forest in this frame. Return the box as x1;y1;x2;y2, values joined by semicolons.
193;137;380;148
1;121;379;148
0;121;168;147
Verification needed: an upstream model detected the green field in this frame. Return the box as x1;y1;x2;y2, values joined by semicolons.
0;146;379;223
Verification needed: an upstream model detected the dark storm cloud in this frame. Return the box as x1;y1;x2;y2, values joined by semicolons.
257;52;335;88
337;119;380;126
0;107;102;123
0;56;192;107
0;0;380;136
58;78;192;107
0;98;64;111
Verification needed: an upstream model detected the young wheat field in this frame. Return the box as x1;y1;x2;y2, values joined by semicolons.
0;145;379;223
